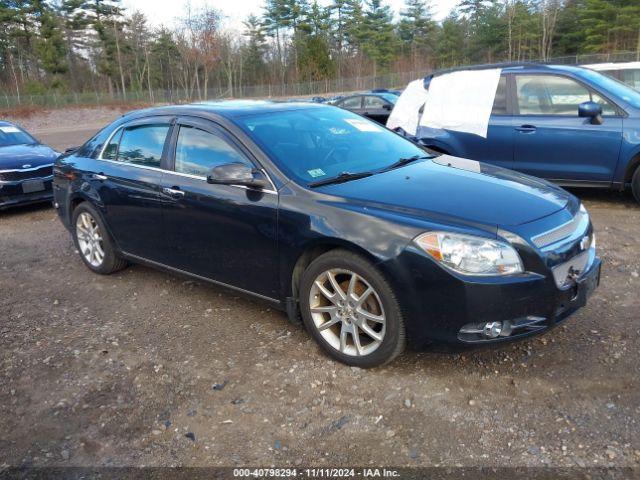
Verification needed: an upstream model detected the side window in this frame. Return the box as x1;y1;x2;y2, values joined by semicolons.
174;126;251;177
117;124;170;167
491;76;507;115
340;97;362;108
101;129;122;160
364;96;386;108
516;75;616;116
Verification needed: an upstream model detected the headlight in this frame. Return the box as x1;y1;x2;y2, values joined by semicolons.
414;231;524;276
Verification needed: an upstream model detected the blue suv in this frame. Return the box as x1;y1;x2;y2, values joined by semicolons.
416;64;640;204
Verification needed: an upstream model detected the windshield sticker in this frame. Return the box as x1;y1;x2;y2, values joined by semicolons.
344;118;383;132
307;168;326;178
0;126;21;133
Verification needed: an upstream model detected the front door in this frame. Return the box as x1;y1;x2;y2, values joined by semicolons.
160;117;279;298
512;73;623;183
90;117;173;260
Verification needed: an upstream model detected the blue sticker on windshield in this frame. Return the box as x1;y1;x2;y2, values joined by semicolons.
308;168;326;178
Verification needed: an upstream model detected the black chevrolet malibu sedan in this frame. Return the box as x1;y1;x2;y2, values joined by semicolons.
0;121;59;209
53;101;600;367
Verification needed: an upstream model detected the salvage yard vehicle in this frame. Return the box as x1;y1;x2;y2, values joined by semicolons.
54;101;600;367
0;121;59;210
397;63;640;204
584;62;640;91
333;92;397;124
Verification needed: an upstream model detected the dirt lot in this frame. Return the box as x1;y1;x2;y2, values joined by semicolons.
1;108;640;470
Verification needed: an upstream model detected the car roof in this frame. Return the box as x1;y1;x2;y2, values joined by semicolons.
339;92;392;99
0;120;16;127
121;100;326;121
427;62;591;78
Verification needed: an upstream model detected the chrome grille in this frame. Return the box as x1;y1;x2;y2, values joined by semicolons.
0;165;53;182
531;210;587;248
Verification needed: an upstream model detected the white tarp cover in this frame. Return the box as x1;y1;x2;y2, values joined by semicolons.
419;68;502;138
386;79;429;135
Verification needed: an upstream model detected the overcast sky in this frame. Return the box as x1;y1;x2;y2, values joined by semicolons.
121;0;460;31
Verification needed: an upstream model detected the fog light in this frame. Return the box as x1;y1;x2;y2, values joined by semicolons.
483;321;502;338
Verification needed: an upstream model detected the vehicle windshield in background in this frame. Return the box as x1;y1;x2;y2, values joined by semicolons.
580;69;640;108
237;108;427;184
379;93;399;104
0;126;36;147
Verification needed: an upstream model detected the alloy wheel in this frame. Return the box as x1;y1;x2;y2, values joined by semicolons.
308;268;386;357
76;212;105;267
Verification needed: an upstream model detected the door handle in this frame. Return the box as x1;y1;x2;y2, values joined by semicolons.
162;187;185;197
90;173;108;181
516;125;537;133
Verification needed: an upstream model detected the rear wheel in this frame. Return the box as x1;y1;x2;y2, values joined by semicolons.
299;249;405;367
632;167;640;204
72;203;127;274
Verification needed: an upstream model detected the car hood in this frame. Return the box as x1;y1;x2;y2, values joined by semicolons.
0;144;59;170
317;155;574;228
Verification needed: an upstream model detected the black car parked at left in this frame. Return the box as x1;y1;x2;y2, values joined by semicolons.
0;121;59;210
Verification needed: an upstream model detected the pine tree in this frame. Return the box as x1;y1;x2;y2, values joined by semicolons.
35;3;68;78
580;0;640;53
398;0;438;68
243;14;268;85
437;12;468;66
361;0;397;75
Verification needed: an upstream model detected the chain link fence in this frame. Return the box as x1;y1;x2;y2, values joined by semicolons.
2;51;638;109
1;70;426;109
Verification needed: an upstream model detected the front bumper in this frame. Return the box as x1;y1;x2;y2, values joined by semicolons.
456;255;601;344
382;245;601;349
0;176;53;210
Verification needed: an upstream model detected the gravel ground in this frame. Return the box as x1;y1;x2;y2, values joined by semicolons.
0;109;639;470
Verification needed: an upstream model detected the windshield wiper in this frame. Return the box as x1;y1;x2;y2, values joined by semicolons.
382;154;432;172
308;171;374;188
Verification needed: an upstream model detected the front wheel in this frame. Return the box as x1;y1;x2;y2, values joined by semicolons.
632;167;640;204
299;249;406;367
72;203;128;274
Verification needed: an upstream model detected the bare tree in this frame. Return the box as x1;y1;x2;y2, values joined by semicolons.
540;0;560;61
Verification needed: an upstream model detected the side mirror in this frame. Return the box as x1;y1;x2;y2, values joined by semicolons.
579;101;603;125
207;162;269;189
383;103;392;111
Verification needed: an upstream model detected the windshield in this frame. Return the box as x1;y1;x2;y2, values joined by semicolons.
236;107;426;185
0;125;37;147
579;68;640;109
380;93;399;103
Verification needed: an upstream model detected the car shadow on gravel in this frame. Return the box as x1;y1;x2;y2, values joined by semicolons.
566;187;637;208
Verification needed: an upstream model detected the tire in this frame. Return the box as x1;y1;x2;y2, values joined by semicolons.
299;249;406;367
632;167;640;204
71;202;128;275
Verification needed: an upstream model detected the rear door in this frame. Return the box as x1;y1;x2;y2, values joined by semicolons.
160;117;279;298
90;116;172;260
512;73;623;183
444;74;515;170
